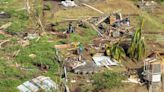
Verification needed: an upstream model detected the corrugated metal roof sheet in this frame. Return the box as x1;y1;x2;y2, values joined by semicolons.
17;76;58;92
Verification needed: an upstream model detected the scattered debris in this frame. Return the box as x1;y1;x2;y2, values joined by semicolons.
83;20;103;37
136;0;157;12
71;61;86;69
73;62;100;74
17;39;30;47
92;56;118;66
55;44;72;49
61;0;77;7
70;80;76;83
33;63;50;71
122;75;141;84
29;54;36;59
0;39;10;48
13;49;21;57
66;22;75;34
0;11;11;18
17;76;58;92
24;33;39;40
0;22;12;30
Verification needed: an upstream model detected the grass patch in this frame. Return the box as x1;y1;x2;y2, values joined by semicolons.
0;59;22;92
15;36;59;73
142;12;164;32
69;27;97;43
0;34;6;40
6;10;29;33
92;71;126;91
0;0;29;34
0;35;60;91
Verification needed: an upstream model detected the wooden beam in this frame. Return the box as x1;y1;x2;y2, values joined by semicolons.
0;22;12;30
82;20;103;37
95;16;109;26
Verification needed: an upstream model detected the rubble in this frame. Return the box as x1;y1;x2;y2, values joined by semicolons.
92;56;118;66
17;76;58;92
0;39;10;48
61;0;77;7
17;39;30;47
136;0;157;12
73;62;100;74
0;11;11;18
1;0;164;92
24;33;39;40
0;22;12;30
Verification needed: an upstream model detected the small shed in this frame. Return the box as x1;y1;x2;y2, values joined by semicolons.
143;57;161;83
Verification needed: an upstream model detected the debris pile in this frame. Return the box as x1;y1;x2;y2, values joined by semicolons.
0;11;11;18
61;0;77;7
136;0;157;12
17;76;58;92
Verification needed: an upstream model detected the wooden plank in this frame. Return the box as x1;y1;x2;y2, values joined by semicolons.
95;16;109;26
82;20;103;37
0;22;12;30
54;44;71;49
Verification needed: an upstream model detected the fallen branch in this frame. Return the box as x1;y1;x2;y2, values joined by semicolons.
95;16;109;26
82;20;103;37
82;3;104;14
13;49;20;57
0;22;12;30
0;39;10;48
101;61;112;70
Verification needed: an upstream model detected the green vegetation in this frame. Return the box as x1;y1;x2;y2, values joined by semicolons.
7;10;29;33
69;27;97;43
0;34;6;40
15;36;59;74
0;59;21;92
0;0;163;91
0;0;29;33
0;36;60;91
106;43;125;61
128;19;146;60
93;71;126;90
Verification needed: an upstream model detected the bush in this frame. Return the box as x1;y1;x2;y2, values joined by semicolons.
15;37;59;73
6;10;29;33
93;71;126;90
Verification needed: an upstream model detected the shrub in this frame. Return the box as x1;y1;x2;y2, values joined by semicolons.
6;10;29;33
93;71;125;90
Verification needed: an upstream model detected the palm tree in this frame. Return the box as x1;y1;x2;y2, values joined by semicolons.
128;18;145;60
